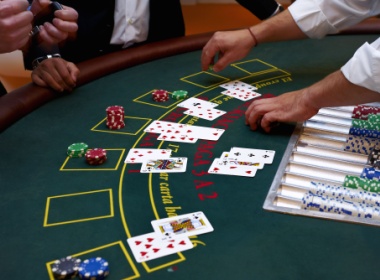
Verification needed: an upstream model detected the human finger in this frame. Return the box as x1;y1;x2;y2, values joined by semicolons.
259;111;279;133
201;39;217;71
67;62;80;82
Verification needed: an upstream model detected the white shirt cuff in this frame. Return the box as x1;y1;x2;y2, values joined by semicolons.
341;38;380;93
288;0;339;39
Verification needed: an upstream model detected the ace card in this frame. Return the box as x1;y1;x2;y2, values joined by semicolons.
177;97;218;109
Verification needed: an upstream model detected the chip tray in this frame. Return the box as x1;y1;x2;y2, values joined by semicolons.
263;104;380;227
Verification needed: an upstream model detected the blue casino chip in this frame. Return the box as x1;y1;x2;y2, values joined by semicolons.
78;257;109;280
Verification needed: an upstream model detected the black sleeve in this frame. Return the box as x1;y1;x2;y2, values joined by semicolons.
235;0;279;20
23;39;60;70
147;0;185;42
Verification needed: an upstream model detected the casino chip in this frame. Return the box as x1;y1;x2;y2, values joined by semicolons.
171;90;188;100
67;142;89;158
78;257;109;280
51;256;81;280
152;89;169;102
106;105;125;130
85;148;107;165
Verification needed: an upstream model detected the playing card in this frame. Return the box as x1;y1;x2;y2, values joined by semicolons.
140;157;188;173
220;151;264;169
177;97;218;109
144;120;188;134
151;211;214;239
183;107;226;121
229;147;275;164
158;133;198;143
220;80;257;91
208;158;257;177
221;89;261;101
125;148;172;164
175;125;225;141
145;120;225;141
127;232;193;263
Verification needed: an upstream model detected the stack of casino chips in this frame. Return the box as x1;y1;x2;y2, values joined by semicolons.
106;105;125;129
349;114;380;139
51;256;81;279
344;135;380;155
67;142;89;158
343;175;380;193
152;89;169;102
310;181;380;206
78;257;109;280
301;191;380;220
85;148;107;165
352;105;380;120
171;90;188;100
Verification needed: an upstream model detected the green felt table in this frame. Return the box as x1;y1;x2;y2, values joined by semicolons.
1;22;380;280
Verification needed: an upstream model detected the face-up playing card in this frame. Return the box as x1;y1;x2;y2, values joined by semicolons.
208;158;257;177
125;148;172;164
151;211;213;239
220;80;257;91
141;157;188;173
221;89;261;101
220;151;264;169
183;107;226;121
177;97;218;109
176;125;225;141
157;133;198;143
127;232;193;263
229;147;275;164
144;120;189;134
144;120;225;141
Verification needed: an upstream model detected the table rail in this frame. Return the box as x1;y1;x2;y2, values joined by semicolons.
1;19;379;132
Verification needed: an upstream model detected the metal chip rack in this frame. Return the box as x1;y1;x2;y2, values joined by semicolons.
263;103;380;227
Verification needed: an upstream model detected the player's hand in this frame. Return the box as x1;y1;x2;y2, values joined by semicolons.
31;0;78;45
0;0;33;53
245;90;319;133
201;29;256;72
31;57;80;92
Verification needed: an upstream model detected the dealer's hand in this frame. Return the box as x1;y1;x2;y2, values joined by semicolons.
245;89;319;133
201;29;256;72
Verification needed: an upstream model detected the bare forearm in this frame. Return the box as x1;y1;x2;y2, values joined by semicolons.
303;71;380;111
250;10;307;45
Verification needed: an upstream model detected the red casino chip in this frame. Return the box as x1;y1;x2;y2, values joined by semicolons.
152;89;169;102
106;121;125;130
85;148;107;165
106;105;124;115
106;105;125;129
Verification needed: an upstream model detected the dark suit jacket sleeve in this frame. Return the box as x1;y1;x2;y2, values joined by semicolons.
235;0;279;20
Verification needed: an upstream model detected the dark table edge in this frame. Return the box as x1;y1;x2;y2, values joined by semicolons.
1;19;379;132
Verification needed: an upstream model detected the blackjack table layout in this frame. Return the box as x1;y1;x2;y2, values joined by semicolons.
2;20;380;280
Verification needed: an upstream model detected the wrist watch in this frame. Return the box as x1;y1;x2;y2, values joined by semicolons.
32;54;61;69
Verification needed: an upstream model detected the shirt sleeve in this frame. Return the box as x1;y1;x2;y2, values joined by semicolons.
341;38;380;93
288;0;380;38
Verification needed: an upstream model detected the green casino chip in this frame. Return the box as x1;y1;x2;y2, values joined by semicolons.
67;142;89;158
171;90;188;100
